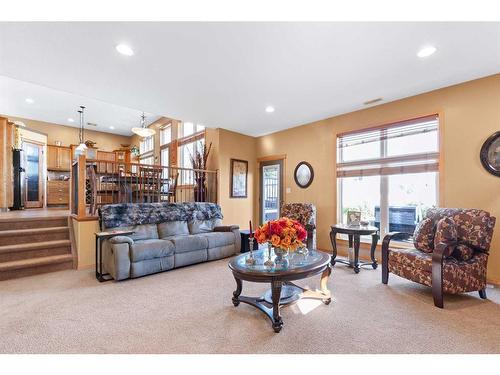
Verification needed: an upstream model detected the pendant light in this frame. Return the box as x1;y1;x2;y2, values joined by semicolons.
131;112;155;137
75;105;87;153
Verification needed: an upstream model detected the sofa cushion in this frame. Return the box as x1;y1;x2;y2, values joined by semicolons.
413;217;435;253
107;224;158;241
207;244;235;261
174;249;208;268
202;231;235;248
188;219;223;234
442;253;488;293
434;217;457;252
451;244;475;262
166;234;208;253
158;221;189;238
388;247;432;273
131;256;174;278
426;207;496;252
130;239;174;262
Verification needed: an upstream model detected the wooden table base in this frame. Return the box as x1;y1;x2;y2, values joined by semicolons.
232;266;332;333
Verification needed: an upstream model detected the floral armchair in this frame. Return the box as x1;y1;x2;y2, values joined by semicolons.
281;203;316;250
382;207;496;308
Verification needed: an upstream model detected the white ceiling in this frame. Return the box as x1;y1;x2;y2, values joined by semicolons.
1;22;499;137
0;76;159;135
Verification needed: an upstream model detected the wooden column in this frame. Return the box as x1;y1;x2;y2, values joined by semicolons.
0;117;14;210
70;154;88;219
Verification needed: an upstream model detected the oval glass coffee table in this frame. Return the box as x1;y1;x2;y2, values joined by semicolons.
228;248;332;333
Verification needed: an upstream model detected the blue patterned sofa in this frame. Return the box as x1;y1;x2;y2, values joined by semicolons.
99;202;240;280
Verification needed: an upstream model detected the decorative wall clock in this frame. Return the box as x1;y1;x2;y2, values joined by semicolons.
294;161;314;188
480;131;500;177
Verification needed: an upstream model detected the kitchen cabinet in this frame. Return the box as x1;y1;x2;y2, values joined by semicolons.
47;145;71;171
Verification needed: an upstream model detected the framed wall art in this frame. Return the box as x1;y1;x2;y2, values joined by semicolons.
230;158;248;198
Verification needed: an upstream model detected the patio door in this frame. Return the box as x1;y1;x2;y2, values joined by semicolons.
259;159;284;224
22;140;44;208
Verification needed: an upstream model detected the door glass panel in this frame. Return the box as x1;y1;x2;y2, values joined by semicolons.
25;143;40;202
262;164;280;222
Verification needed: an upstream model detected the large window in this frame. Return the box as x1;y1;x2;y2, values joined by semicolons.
139;155;154;165
337;115;439;240
177;121;206;185
160;125;172;146
139;135;155;166
139;135;154;154
179;138;205;184
179;122;205;138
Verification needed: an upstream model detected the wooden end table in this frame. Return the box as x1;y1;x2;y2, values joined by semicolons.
329;224;379;274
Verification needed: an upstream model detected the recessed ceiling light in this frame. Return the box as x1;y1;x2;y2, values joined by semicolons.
116;43;134;56
265;106;275;113
417;45;437;58
68;118;75;123
25;98;34;103
109;126;115;130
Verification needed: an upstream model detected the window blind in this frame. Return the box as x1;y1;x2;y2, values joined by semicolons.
336;115;439;177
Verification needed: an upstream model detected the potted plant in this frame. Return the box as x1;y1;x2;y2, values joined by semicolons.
190;141;212;202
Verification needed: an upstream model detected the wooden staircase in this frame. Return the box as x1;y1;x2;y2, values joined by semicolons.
0;215;75;281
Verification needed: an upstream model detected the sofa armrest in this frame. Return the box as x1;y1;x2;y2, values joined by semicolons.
381;232;412;284
381;232;412;253
109;236;134;245
432;241;457;308
213;225;240;232
214;225;241;253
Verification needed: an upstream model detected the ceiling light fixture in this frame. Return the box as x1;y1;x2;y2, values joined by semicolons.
417;45;437;58
68;118;75;123
116;43;134;56
265;106;275;113
25;98;34;103
109;126;115;130
75;106;88;154
132;112;155;137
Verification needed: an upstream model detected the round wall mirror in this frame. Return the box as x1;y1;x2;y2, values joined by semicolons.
480;131;500;177
294;161;314;188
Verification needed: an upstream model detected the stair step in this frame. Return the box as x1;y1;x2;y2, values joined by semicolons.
0;226;69;245
0;216;68;231
0;254;73;281
0;239;71;254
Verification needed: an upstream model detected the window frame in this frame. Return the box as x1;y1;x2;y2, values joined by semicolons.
160;124;172;146
336;114;441;243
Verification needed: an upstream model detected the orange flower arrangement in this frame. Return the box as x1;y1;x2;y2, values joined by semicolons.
254;217;307;252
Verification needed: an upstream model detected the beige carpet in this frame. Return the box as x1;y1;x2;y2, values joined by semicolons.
1;256;499;354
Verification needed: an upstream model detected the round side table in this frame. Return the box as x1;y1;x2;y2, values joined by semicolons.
329;224;379;273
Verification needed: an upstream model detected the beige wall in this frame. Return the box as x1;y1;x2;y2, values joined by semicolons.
4;116;132;151
206;128;257;229
72;219;100;269
255;74;500;282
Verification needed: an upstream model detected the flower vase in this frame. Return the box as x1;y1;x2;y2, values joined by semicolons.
274;247;289;269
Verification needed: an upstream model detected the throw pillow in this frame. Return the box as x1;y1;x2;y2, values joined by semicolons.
451;243;475;262
434;217;458;256
413;217;435;253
